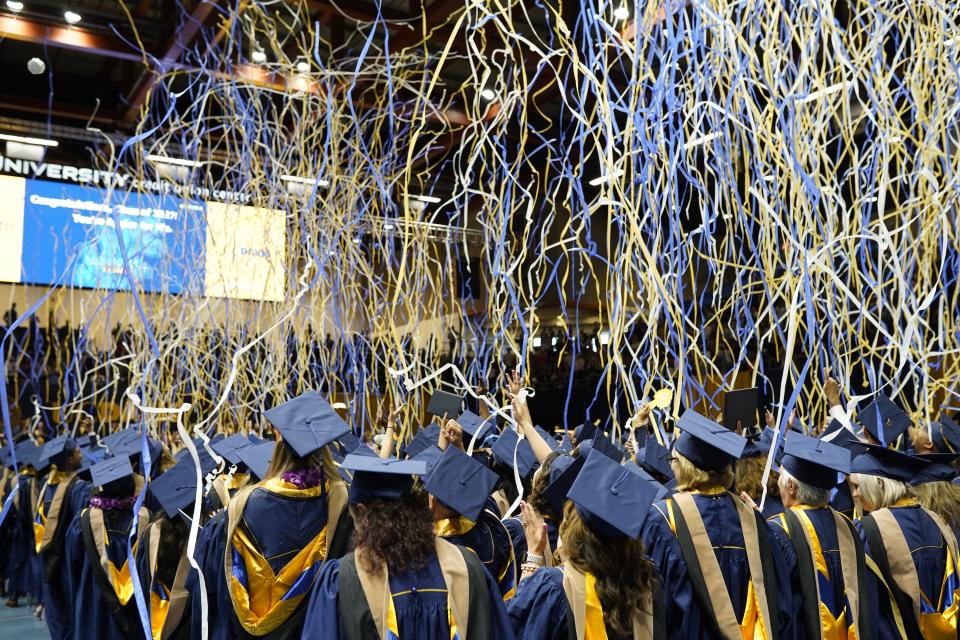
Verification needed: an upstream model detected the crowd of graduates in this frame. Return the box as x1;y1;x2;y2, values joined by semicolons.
0;367;958;640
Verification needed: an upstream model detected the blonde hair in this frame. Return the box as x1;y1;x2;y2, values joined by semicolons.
915;482;960;534
853;473;913;511
673;452;735;492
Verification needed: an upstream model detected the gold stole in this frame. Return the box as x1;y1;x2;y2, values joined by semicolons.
88;506;150;605
672;492;773;640
354;538;471;639
146;521;191;640
871;507;960;640
37;470;76;553
224;477;347;636
562;563;650;639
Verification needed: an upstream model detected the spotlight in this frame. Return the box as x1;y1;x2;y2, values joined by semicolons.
599;329;611;345
251;50;267;64
588;169;624;186
146;154;202;168
281;174;329;187
408;194;441;204
383;223;395;230
532;336;542;348
0;133;58;147
613;5;629;20
352;237;362;244
296;60;310;73
480;88;496;101
63;10;81;24
6;1;24;12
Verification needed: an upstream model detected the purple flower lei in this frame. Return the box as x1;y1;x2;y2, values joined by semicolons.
281;468;322;489
89;495;137;511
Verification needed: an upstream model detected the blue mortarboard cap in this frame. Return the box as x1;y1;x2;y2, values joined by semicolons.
426;390;463;418
264;391;350;458
858;396;912;445
490;428;537;478
624;461;670;501
235;441;274;480
404;425;441;459
423;446;498;522
642;434;675;480
542;454;586;512
778;431;851;489
90;456;134;488
588;433;625;464
341;454;427;504
0;448;9;467
111;436;163;464
14;440;39;468
39;435;77;465
211;433;253;466
559;435;574;453
455;410;495;443
174;444;219;475
410;444;444;473
102;429;138;452
336;430;362;455
149;461;201;519
819;421;868;457
930;415;960;453
574;422;598;444
674;409;747;471
910;461;958;485
851;444;930;483
753;427;777;456
567;449;659;539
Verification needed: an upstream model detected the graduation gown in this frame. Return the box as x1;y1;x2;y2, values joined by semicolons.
187;475;354;640
436;496;517;600
502;513;560;565
301;539;515;639
65;506;150;640
761;495;785;521
7;472;43;600
35;472;91;640
769;506;876;640
135;520;192;640
859;503;960;640
642;488;802;640
507;565;666;640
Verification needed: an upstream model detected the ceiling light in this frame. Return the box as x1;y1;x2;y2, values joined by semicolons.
146;154;202;168
251;50;267;64
6;1;24;12
63;10;81;24
480;88;496;101
281;174;329;187
588;169;624;186
613;5;629;20
296;61;310;73
763;174;775;182
352;237;361;244
599;329;611;345
383;223;395;230
408;194;441;204
0;133;58;147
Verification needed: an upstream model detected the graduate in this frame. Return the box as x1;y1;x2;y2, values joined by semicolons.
766;432;876;640
138;458;206;640
34;435;92;640
300;452;516;639
5;441;43;608
851;445;960;640
423;439;518;600
208;433;256;510
641;409;801;640
188;391;355;640
507;448;678;639
64;455;150;640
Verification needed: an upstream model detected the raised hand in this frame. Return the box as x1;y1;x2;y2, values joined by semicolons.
520;501;548;556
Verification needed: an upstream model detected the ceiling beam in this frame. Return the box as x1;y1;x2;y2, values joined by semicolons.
0;15;145;62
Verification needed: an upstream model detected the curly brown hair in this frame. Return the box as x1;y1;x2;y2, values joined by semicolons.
527;452;562;522
351;489;436;575
558;502;656;636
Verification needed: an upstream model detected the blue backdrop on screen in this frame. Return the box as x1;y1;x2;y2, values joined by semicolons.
20;179;206;294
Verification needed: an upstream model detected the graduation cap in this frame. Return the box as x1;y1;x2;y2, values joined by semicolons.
404;425;441;459
90;456;134;489
778;431;851;489
624;460;671;501
542;454;586;512
850;444;930;484
235;441;275;481
341;453;426;504
490;428;537;478
723;388;759;432
674;409;747;471
558;434;574;454
423;446;498;522
640;434;673;480
174;444;219;475
210;433;254;466
149;461;202;519
857;396;912;445
102;429;138;452
39;435;78;466
819;421;868;457
910;462;958;485
425;390;463;419
586;433;625;464
111;436;164;466
336;430;362;455
264;391;350;458
566;449;659;539
410;444;444;473
14;440;39;468
455;410;495;443
930;415;960;454
574;422;598;444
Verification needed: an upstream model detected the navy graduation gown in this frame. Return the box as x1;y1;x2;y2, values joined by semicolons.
301;551;515;639
7;474;43;600
642;491;802;640
437;496;517;599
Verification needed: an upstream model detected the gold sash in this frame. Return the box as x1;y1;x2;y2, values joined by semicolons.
38;471;76;553
88;506;149;605
672;492;773;640
146;521;191;640
354;537;471;639
562;564;649;639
